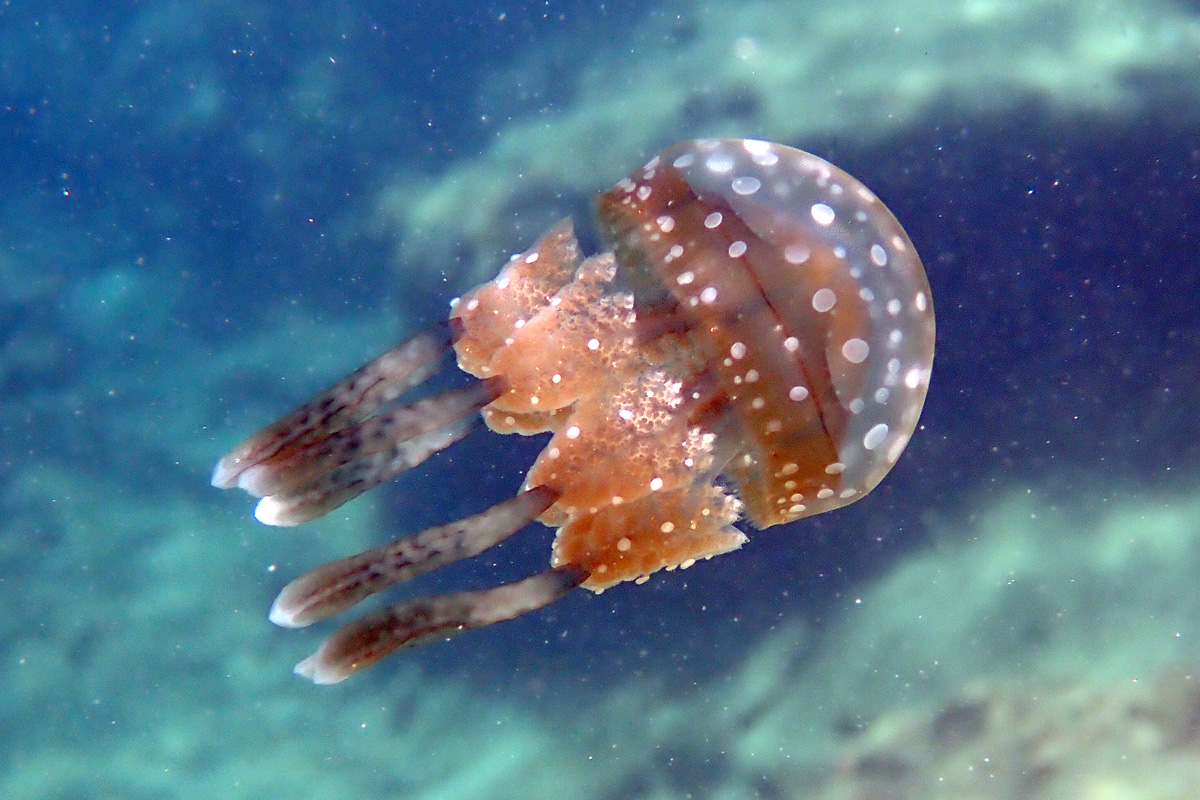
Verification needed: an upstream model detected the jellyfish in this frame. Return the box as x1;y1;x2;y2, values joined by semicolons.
212;138;935;683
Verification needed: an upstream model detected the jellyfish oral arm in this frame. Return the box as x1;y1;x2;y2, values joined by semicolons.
212;318;584;682
294;564;586;684
269;486;559;628
212;321;494;526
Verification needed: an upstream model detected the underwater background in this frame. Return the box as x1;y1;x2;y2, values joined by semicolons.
3;0;1200;797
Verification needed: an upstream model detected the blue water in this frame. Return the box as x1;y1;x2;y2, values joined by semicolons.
3;1;1200;797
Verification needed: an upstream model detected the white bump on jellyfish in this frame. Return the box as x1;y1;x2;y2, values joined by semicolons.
657;215;676;233
566;425;581;439
700;286;718;303
842;338;870;363
728;240;747;258
751;397;766;409
889;329;903;345
789;385;809;401
915;292;929;312
587;338;600;350
870;244;888;266
525;251;540;264
704;211;723;229
811;203;836;226
859;287;875;302
730;342;747;360
905;368;923;389
825;462;845;474
783;336;800;352
817;488;835;499
874;387;890;403
849;398;865;413
254;496;287;526
752;150;779;167
677;270;695;285
706;152;735;174
742;139;773;156
833;246;847;259
660;521;675;533
616;537;632;551
667;244;684;261
863;423;889;450
636;185;652;201
731;176;762;196
649;477;664;491
673;153;696;169
784;244;811;264
812;287;837;312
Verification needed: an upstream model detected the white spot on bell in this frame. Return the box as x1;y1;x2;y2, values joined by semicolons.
811;203;835;225
842;338;870;363
731;176;761;195
784;244;810;264
863;423;889;450
812;288;836;312
706;152;735;174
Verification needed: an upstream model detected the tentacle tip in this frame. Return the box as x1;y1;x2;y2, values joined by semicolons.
268;594;308;629
254;495;299;527
211;456;241;489
294;652;350;685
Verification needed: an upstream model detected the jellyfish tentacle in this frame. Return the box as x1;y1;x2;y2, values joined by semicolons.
237;378;503;498
212;319;455;491
253;414;480;526
270;486;559;628
294;564;587;684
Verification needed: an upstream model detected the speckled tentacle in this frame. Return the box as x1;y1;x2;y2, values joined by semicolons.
211;320;454;492
251;413;480;526
295;564;587;684
269;486;559;628
236;378;501;499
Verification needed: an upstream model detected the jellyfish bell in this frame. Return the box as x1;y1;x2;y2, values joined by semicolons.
212;139;935;683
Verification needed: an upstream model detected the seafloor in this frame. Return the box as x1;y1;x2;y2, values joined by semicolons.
2;1;1199;798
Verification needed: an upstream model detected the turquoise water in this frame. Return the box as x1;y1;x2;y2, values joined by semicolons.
3;1;1200;797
